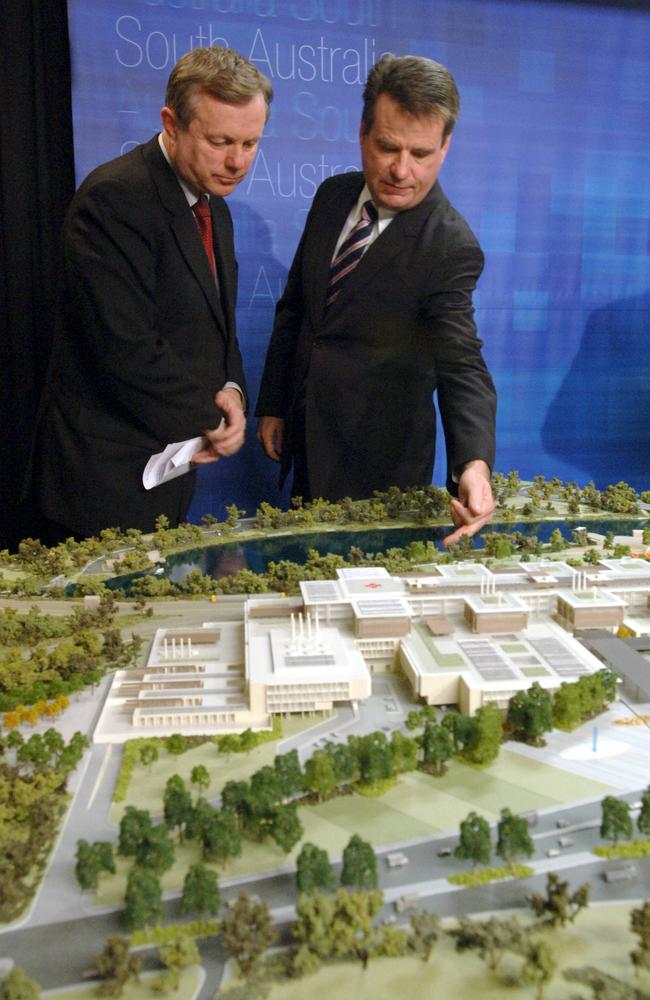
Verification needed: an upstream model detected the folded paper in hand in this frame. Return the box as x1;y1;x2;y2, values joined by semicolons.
142;437;204;490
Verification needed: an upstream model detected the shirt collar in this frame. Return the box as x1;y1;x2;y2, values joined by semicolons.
158;132;205;208
354;183;397;233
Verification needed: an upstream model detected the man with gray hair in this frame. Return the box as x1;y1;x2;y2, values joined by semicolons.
256;55;496;545
35;46;272;540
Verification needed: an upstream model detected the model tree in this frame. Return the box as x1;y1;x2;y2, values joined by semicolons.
521;938;556;999
273;750;304;799
455;811;491;870
340;834;378;891
529;873;590;927
303;749;337;802
135;824;175;875
221;891;277;979
296;842;336;895
389;730;418;774
0;966;41;1000
636;787;650;838
409;910;441;962
124;867;163;931
118;806;153;858
630;902;650;974
180;862;220;917
199;808;242;866
269;802;303;853
163;774;193;843
328;889;384;969
552;683;583;730
496;808;534;868
420;721;453;776
75;839;115;891
155;934;201;992
186;763;208;797
600;796;633;845
138;742;158;772
354;732;393;785
506;683;553;746
92;934;142;995
448;915;527;972
465;703;503;766
292;891;337;977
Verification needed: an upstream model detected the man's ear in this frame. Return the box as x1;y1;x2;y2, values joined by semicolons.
160;106;178;142
441;131;453;163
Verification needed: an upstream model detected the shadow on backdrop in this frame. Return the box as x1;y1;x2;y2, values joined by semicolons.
542;292;650;491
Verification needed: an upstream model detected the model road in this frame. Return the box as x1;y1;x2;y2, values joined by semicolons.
2;844;649;995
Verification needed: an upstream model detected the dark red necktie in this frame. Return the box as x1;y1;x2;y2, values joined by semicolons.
192;194;216;279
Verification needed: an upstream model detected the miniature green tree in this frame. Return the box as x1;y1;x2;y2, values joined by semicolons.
124;867;162;931
552;682;583;730
135;824;175;875
273;750;303;798
459;703;501;765
163;774;193;843
118;806;153;857
328;889;384;969
190;764;210;798
600;796;633;845
303;749;337;802
340;834;378;891
355;731;393;785
636;787;650;838
506;683;553;746
389;730;418;773
496;808;534;868
269;802;303;853
180;862;220;917
199;808;242;865
75;839;101;891
420;720;453;775
221;892;277;979
296;842;336;895
455;811;491;870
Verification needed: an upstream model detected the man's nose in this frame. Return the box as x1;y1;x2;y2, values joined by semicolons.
225;146;246;171
390;151;410;178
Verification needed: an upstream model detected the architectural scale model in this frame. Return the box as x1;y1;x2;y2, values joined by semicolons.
0;479;649;998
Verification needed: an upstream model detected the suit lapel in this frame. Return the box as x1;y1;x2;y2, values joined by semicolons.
327;181;446;312
143;138;227;334
309;176;364;322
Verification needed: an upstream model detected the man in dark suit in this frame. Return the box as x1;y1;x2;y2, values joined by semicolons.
256;55;496;546
35;47;272;541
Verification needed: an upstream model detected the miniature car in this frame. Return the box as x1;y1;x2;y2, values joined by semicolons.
557;836;574;848
546;848;560;858
556;818;570;828
386;851;409;868
602;865;636;883
437;847;452;857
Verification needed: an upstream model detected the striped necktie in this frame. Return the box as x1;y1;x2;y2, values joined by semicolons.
326;199;378;307
192;194;216;280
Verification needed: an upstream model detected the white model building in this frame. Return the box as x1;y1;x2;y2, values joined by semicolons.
92;559;650;742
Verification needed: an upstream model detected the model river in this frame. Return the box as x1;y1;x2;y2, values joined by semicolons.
108;517;646;592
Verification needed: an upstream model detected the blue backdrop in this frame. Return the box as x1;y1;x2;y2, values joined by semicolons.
67;0;650;519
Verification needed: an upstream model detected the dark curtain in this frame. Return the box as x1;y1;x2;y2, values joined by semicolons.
0;0;75;550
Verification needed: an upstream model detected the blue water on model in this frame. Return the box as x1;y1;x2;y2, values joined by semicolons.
106;518;647;592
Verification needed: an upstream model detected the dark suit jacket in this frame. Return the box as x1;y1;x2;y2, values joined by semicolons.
255;172;496;501
36;136;246;535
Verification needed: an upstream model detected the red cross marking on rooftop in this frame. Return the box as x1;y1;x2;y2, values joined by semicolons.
365;582;382;589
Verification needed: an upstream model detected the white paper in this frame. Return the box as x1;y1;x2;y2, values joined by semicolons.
142;437;204;490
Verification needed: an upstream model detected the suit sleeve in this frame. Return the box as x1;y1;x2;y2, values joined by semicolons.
421;243;497;493
63;179;224;444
